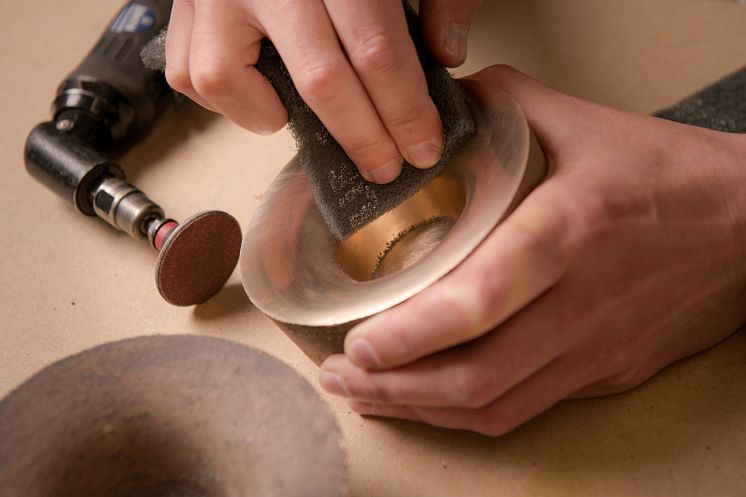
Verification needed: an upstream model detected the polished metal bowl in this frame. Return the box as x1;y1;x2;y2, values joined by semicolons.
241;80;547;363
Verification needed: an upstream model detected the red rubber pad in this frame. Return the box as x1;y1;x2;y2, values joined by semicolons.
154;220;178;251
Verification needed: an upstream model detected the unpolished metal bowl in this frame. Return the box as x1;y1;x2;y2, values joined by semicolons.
241;80;547;363
0;336;347;497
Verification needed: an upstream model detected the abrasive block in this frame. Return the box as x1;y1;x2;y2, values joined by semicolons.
141;2;475;240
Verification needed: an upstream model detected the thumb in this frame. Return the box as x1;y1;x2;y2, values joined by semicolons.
419;0;482;67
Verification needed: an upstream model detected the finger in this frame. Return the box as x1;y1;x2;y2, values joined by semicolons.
189;2;287;134
568;359;660;399
324;0;443;169
349;356;585;436
419;0;482;67
321;304;567;408
260;1;403;184
164;0;217;111
343;182;575;370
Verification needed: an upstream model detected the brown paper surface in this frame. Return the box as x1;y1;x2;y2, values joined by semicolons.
1;1;745;495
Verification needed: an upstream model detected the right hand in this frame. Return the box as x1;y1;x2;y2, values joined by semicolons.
164;0;481;183
318;65;746;435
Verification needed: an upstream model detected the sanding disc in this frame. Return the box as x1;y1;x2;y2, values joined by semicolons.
156;210;242;306
0;335;348;497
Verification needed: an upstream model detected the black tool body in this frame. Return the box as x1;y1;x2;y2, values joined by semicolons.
25;0;173;215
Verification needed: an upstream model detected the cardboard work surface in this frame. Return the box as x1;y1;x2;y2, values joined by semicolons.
1;0;745;495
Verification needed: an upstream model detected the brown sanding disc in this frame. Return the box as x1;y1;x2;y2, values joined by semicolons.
156;210;242;306
0;335;348;497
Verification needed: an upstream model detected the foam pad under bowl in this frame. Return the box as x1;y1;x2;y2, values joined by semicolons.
240;80;547;364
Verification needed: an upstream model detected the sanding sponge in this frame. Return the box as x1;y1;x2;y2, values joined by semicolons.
141;2;475;239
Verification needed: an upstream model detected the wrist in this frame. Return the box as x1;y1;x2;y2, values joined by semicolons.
723;134;746;265
660;125;746;279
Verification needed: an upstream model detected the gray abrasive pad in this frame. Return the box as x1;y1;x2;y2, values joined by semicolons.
655;66;746;133
140;26;167;71
141;2;475;240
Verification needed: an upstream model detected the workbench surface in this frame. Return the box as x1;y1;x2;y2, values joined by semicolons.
2;1;745;495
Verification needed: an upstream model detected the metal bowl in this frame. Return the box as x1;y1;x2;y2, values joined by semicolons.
0;336;347;497
241;80;547;363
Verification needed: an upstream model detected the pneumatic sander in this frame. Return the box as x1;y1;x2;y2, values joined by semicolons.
24;0;241;306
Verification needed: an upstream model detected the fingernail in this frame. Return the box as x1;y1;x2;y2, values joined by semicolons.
347;338;380;369
445;23;469;63
366;158;402;184
404;142;442;169
350;400;376;416
319;371;349;396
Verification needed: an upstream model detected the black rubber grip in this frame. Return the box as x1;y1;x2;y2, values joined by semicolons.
56;0;173;147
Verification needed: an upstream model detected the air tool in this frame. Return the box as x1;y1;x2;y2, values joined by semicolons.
24;0;242;306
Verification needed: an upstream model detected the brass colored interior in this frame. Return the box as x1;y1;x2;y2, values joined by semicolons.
335;173;466;281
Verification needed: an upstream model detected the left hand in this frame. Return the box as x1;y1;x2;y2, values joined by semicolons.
318;65;746;436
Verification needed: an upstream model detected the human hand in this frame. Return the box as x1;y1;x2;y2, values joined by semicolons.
319;65;746;435
164;0;481;184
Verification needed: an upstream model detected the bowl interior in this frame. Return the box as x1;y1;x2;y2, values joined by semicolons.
336;173;466;281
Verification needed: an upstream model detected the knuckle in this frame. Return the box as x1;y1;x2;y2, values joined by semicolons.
609;345;636;374
336;370;393;403
607;334;642;374
345;135;396;170
599;367;648;394
351;32;400;76
406;406;425;423
366;380;394;403
513;219;559;262
190;60;232;99
295;58;346;104
510;218;567;276
385;105;430;138
164;64;191;93
473;272;506;326
582;354;608;380
570;188;635;244
476;409;518;437
585;336;646;392
390;328;416;362
437;283;485;334
450;367;495;408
